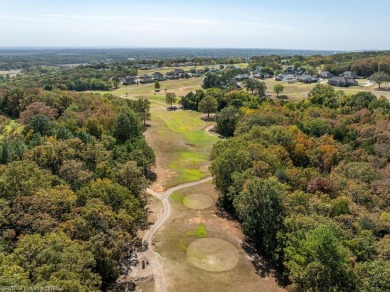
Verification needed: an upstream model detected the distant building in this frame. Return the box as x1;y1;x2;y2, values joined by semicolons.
297;74;318;83
320;71;335;79
328;76;358;87
284;66;295;74
139;74;154;84
122;76;137;85
151;72;165;81
234;74;250;81
339;71;359;79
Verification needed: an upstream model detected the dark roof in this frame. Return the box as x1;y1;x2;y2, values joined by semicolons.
339;71;358;78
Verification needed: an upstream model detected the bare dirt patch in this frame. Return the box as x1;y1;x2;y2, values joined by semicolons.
187;238;239;272
183;193;214;210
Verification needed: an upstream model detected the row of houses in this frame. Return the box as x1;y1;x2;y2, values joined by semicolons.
274;70;359;87
275;73;318;83
120;68;208;85
321;71;359;87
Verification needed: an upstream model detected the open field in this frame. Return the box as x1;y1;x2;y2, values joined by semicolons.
153;181;284;292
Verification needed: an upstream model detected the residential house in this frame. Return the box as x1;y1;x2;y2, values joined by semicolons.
138;74;154;84
320;71;335;79
328;76;358;87
121;76;137;85
151;72;165;81
339;71;359;79
297;74;318;83
165;71;179;80
234;74;250;82
284;66;295;74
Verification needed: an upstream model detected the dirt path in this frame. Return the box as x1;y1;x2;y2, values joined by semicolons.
130;177;212;292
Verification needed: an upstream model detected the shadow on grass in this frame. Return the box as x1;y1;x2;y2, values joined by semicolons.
241;241;288;288
200;116;216;122
276;95;289;100
215;199;288;288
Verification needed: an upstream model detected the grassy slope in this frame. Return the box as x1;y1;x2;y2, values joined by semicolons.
109;77;218;189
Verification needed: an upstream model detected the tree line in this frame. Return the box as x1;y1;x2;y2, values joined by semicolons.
210;84;390;291
0;88;155;290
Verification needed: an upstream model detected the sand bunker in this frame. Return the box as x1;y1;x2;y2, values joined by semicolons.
183;193;214;210
186;238;239;272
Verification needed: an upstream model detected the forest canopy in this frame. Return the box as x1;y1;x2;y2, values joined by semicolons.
0;88;155;290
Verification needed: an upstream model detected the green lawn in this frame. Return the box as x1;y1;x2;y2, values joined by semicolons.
108;78;217;189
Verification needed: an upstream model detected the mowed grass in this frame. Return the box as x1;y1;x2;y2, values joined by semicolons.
153;181;284;292
147;107;218;187
109;77;218;188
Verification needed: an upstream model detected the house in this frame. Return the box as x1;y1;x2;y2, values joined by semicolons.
122;76;137;85
297;74;318;83
284;66;295;74
253;66;263;74
234;74;250;81
174;69;185;74
151;72;165;81
165;72;179;80
339;71;359;79
328;76;358;87
320;71;335;79
138;74;154;84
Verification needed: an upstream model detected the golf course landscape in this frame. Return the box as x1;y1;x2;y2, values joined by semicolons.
111;78;284;291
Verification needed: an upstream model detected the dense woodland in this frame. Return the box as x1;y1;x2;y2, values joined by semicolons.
210;85;390;291
0;88;155;290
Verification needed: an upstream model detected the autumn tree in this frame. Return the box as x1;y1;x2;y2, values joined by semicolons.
370;71;390;89
198;95;218;118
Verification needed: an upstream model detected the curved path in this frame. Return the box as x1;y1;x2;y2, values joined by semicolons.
131;176;213;292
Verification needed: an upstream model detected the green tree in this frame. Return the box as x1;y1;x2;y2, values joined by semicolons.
370;71;390;89
165;92;177;109
285;224;355;291
136;98;151;126
253;80;267;97
12;232;101;290
233;177;287;259
273;83;284;98
0;161;56;200
29;113;54;136
216;106;241;137
198;95;218;118
355;259;390;292
154;81;161;91
0;253;30;286
113;111;141;143
77;178;145;222
308;84;338;108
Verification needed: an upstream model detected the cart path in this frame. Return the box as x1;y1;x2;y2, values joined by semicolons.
130;177;213;292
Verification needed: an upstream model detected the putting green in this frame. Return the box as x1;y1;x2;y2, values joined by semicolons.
183;193;214;210
186;238;239;272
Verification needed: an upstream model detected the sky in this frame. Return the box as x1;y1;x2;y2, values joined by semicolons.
0;0;389;50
